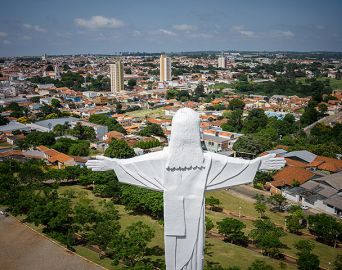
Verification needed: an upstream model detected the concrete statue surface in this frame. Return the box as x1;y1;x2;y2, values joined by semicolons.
86;107;286;270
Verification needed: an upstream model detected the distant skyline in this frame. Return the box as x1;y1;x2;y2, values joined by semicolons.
0;0;342;56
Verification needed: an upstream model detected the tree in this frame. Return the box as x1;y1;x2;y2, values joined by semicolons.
24;131;56;146
254;194;267;218
253;171;273;189
233;135;269;155
45;113;59;119
89;219;121;250
68;141;90;156
250;219;286;258
206;196;222;212
217;218;248;246
134;139;161;149
248;260;274;270
194;84;205;97
318;103;328;116
17;116;30;124
221;110;243;132
228;98;245;110
53;123;70;136
286;205;304;234
104;139;136;159
69;122;96;141
295;240;320;270
127;79;137;89
46;64;54;71
243;109;268;134
110;221;155;267
139;122;164;137
89;114;126;134
307;213;342;246
51;99;61;108
73;200;99;236
0;115;9;126
268;194;286;212
6;102;22;111
205;217;214;233
28;196;72;231
300;105;319;126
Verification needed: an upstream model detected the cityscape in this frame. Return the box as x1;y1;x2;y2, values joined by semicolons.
0;1;342;270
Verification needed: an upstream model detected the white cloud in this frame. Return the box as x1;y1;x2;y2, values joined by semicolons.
232;26;257;38
271;30;294;38
74;16;124;30
315;25;325;30
189;32;213;39
232;26;294;39
157;29;177;36
3;40;11;45
173;24;197;31
23;23;47;32
0;32;8;38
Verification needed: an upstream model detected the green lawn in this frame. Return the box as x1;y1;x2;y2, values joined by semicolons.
125;107;166;118
75;246;116;270
56;185;342;269
296;77;342;90
206;190;342;269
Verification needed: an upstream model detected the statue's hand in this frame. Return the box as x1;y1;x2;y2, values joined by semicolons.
258;153;286;171
85;155;115;171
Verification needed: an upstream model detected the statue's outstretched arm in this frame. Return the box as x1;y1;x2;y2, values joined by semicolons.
86;154;165;191
86;155;117;171
206;153;285;190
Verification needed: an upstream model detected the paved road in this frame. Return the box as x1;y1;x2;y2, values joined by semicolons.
0;215;104;270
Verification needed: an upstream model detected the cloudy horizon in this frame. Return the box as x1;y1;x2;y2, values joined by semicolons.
0;0;341;56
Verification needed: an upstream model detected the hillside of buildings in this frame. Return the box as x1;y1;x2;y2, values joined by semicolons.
1;52;342;269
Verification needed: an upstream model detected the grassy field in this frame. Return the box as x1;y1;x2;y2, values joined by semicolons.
125;107;166;118
57;185;342;269
296;77;342;90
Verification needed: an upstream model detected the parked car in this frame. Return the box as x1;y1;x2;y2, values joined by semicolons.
300;205;309;210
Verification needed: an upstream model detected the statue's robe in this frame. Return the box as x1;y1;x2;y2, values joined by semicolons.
112;148;261;270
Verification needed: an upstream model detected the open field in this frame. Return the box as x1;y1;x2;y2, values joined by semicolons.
296;77;342;89
125;107;166;118
57;185;342;269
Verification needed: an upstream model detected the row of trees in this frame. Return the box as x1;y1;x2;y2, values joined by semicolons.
0;159;162;268
226;100;341;158
211;215;339;270
233;77;332;97
18;124;96;150
134;139;161;149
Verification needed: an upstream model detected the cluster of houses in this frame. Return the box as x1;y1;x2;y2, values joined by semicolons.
263;149;342;217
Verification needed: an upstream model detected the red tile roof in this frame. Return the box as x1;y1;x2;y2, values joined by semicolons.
271;166;315;187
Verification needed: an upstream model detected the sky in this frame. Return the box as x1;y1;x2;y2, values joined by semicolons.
0;0;342;56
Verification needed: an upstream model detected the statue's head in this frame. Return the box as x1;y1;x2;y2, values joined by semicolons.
166;107;204;170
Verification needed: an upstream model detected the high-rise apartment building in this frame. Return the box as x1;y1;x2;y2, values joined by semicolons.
109;60;124;93
218;56;226;69
160;54;171;82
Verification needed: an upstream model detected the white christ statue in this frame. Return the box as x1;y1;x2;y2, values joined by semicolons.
86;108;285;270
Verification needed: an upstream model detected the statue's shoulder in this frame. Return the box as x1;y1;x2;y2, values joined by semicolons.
139;148;169;161
203;151;246;165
